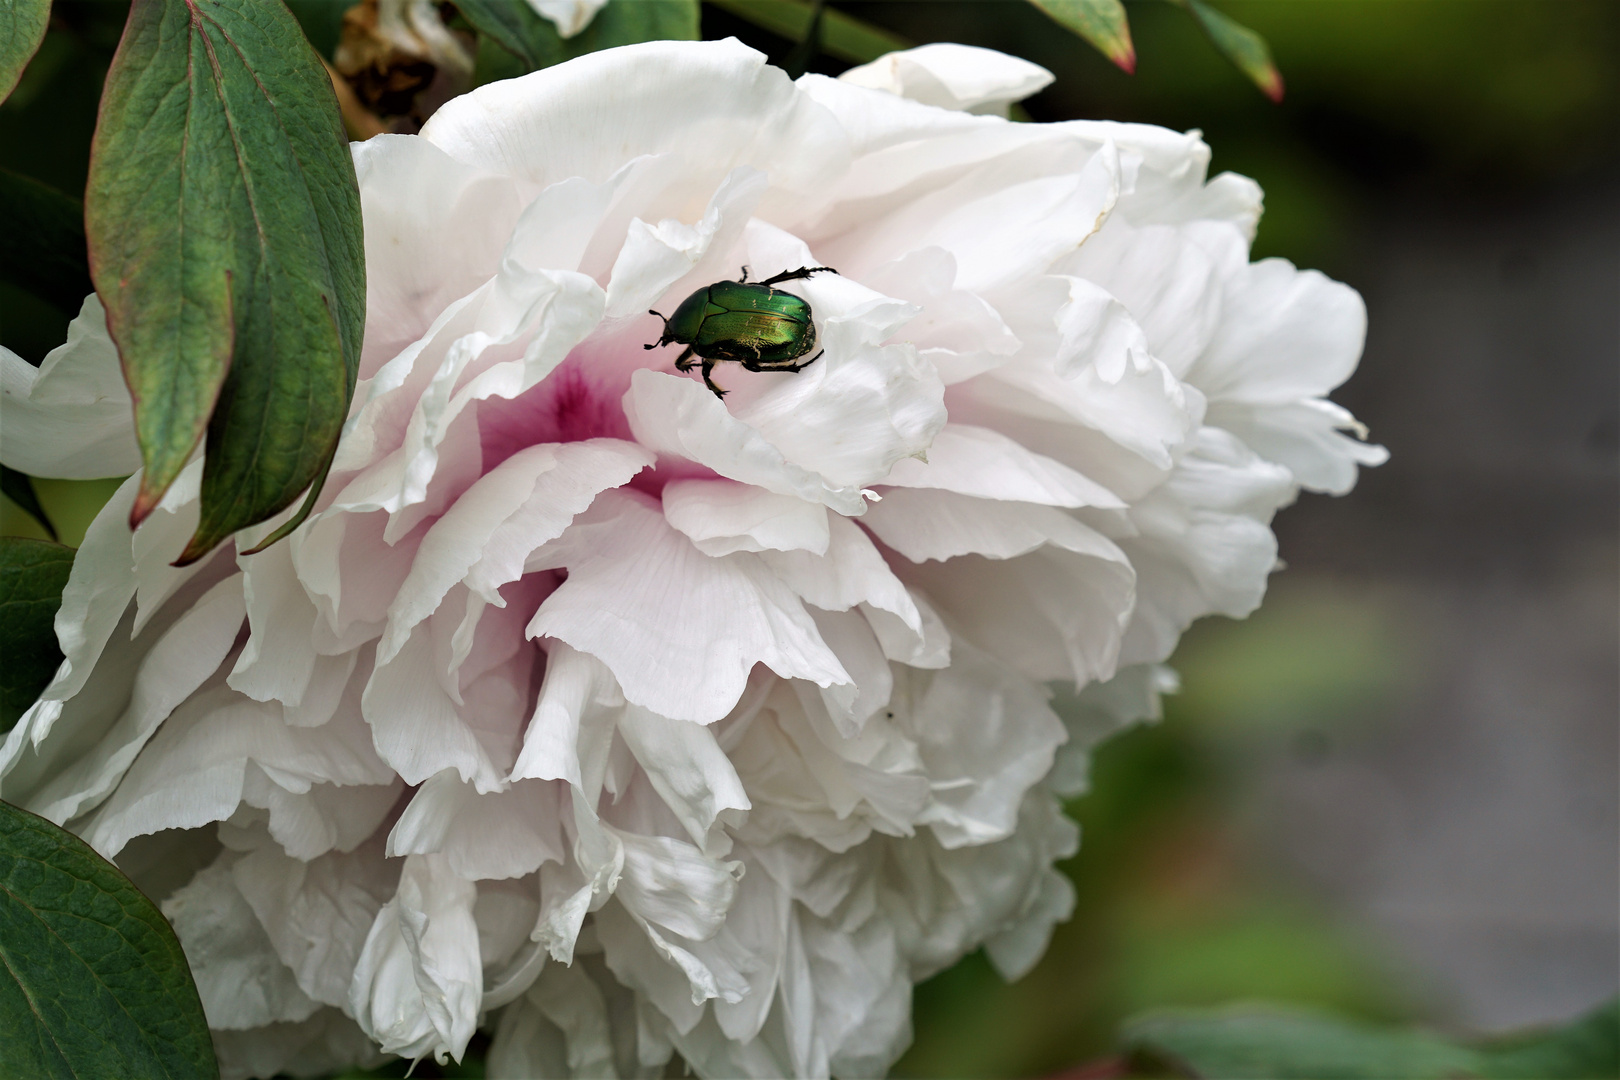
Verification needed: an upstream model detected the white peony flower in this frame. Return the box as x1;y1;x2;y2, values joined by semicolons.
0;39;1382;1079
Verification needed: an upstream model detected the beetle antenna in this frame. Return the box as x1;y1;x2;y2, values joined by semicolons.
738;266;750;284
645;309;668;349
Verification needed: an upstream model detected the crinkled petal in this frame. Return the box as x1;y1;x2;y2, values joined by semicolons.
380;438;651;664
349;853;482;1063
231;829;401;1009
163;859;322;1030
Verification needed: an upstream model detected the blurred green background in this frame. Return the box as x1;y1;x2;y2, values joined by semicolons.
3;2;1616;1077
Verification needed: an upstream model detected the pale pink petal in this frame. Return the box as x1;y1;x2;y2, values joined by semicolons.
879;423;1122;508
604;167;766;318
907;642;1066;847
351;135;521;378
617;705;751;847
380;438;652;664
1189;258;1367;403
22;574;245;825
626;370;870;515
1208;397;1388;495
862;488;1116;563
82;675;393;857
363;617;507;792
420;39;849;221
527;491;850;723
662;479;831;556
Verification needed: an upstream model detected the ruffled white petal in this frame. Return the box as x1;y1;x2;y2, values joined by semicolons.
349;853;483;1063
526;491;850;723
164;859;322;1030
0;294;141;478
663;479;832;556
387;771;566;880
838;42;1054;116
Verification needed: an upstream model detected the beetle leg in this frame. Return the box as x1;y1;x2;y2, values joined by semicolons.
672;345;697;372
741;349;823;374
738;266;751;284
701;357;729;399
758;266;837;287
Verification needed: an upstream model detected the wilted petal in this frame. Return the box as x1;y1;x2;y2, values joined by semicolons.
349;853;482;1063
231;829;402;1008
164;859;322;1030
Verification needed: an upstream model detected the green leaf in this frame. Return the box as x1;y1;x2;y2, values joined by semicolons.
1477;999;1619;1080
85;0;365;564
1029;0;1136;73
0;0;50;103
1174;0;1284;102
0;167;93;318
1124;1006;1478;1078
705;0;908;65
0;536;72;732
459;0;698;72
1;467;57;540
1119;1000;1620;1079
0;799;217;1078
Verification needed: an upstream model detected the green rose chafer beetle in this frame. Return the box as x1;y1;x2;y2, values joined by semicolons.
645;265;837;398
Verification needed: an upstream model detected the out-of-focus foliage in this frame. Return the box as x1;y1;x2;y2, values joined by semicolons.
0;0;49;103
1117;997;1619;1080
700;0;907;66
1171;0;1281;102
0;535;72;730
0;166;90;319
1028;0;1135;74
459;0;697;73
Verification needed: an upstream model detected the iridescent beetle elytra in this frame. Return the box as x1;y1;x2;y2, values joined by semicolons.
644;265;837;398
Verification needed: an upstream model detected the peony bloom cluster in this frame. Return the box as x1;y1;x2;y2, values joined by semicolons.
0;40;1383;1079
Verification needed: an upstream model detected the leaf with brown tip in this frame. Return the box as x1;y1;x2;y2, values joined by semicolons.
86;0;364;561
1029;0;1136;74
